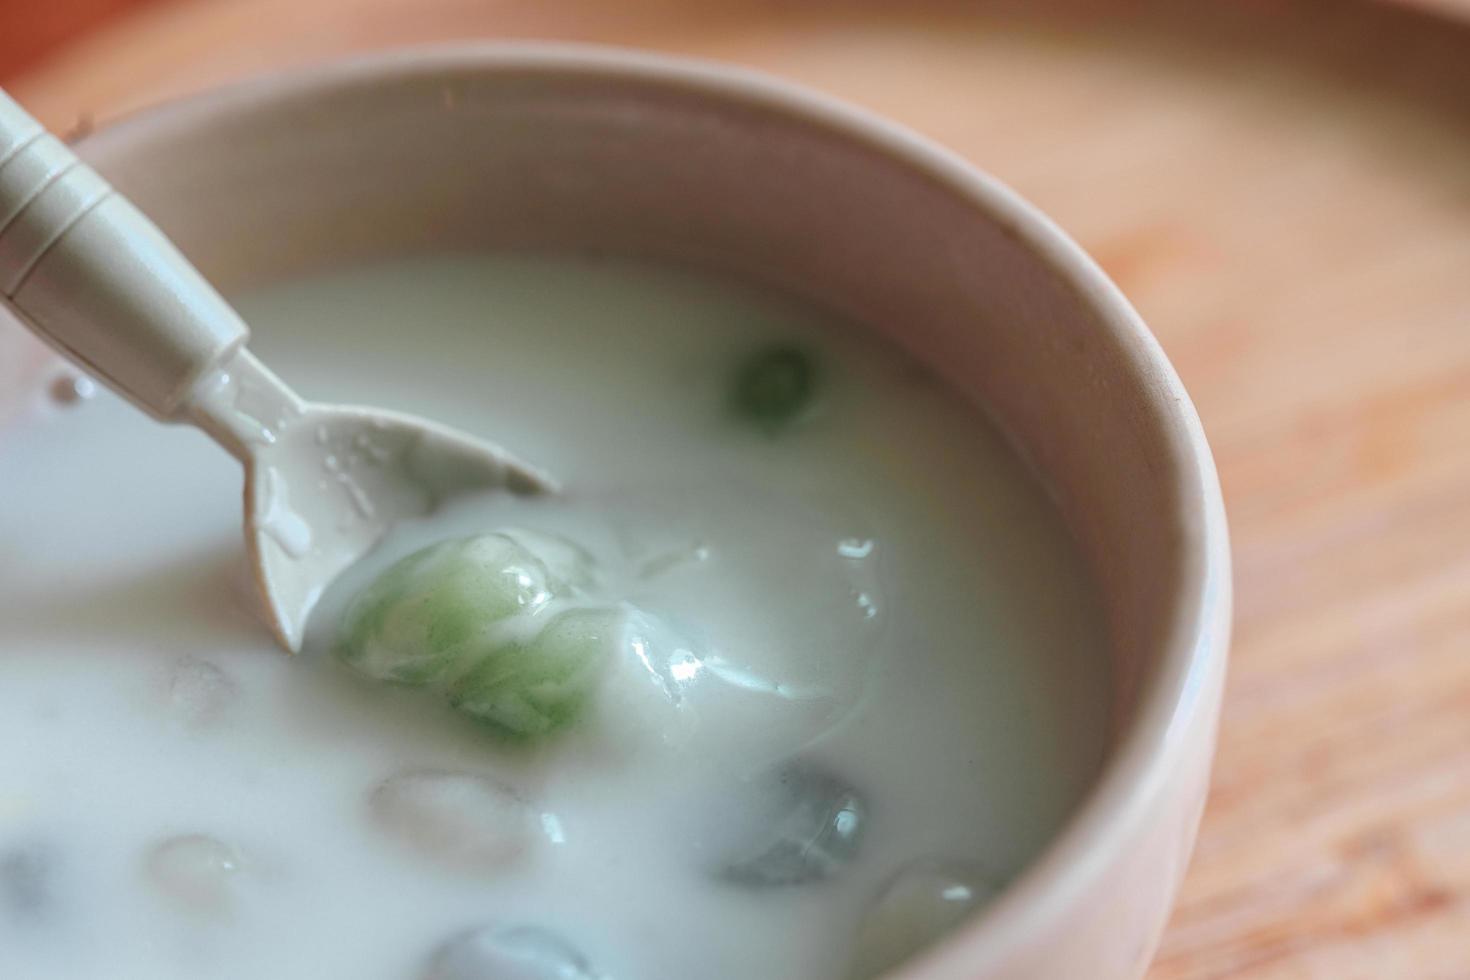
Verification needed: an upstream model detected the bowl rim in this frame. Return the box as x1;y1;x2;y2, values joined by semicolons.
78;42;1233;974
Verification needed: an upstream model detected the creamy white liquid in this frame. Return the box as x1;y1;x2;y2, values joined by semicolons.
0;254;1110;980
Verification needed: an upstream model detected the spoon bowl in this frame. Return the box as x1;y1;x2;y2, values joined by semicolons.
245;402;551;651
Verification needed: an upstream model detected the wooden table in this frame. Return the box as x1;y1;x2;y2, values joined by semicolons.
11;2;1470;976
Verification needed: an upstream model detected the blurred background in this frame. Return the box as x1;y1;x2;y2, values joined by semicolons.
4;1;1470;977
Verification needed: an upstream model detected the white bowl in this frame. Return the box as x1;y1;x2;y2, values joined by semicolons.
4;43;1230;980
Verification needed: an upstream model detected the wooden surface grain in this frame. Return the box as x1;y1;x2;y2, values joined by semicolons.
11;2;1470;977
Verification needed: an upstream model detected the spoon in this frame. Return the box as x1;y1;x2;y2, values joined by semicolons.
0;89;554;652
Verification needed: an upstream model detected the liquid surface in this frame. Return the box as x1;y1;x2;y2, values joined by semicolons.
0;254;1110;980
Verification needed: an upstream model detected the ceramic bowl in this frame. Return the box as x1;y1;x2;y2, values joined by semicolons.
3;43;1230;980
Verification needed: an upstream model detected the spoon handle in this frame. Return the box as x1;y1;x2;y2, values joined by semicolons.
0;88;249;420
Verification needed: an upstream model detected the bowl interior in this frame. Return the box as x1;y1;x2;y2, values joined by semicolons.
69;46;1221;970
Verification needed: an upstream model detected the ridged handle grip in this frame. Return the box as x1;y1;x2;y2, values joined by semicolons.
0;89;248;419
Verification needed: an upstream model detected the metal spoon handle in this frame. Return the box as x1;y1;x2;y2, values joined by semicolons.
0;88;249;421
